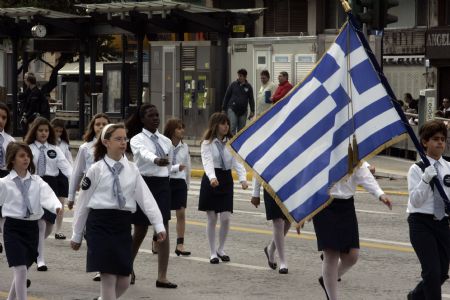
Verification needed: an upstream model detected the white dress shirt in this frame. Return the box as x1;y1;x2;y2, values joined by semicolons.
256;81;277;116
68;139;96;202
407;156;450;215
330;162;384;200
71;155;165;243
57;139;73;165
30;141;73;178
170;141;191;189
0;170;61;221
130;129;173;177
201;138;247;182
0;130;15;169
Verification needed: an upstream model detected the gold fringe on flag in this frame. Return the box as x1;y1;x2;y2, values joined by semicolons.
352;135;359;167
348;142;353;175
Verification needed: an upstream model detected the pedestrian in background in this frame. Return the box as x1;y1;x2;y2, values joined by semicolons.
271;71;293;104
24;117;72;272
255;70;277;117
406;120;450;300
222;69;255;134
127;104;177;288
1;142;61;300
198;112;248;264
313;161;392;300
164;118;192;257
50;118;73;241
71;123;165;300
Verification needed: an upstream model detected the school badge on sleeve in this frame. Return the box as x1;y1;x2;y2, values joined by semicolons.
81;177;91;190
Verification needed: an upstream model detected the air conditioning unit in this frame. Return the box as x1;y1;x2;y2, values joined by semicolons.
294;54;316;84
272;54;293;81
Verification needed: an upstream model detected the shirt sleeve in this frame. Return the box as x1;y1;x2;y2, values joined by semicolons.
185;146;192;190
248;84;255;113
233;158;247;183
56;147;73;179
133;169;165;234
201;142;216;181
252;177;261;198
71;165;97;243
408;164;431;208
69;145;86;202
0;180;5;206
131;135;158;165
39;178;62;214
354;165;384;199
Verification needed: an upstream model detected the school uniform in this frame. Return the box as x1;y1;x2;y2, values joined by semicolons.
130;129;173;224
68;139;96;203
313;162;384;253
0;170;60;267
30;141;72;223
252;178;286;220
407;156;450;300
56;139;73;198
169;141;191;210
0;130;15;218
71;155;164;276
198;138;246;213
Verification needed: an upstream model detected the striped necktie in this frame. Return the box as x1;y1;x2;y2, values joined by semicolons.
104;159;126;208
172;145;181;165
37;145;46;176
214;140;227;170
13;176;33;218
150;134;166;158
0;134;4;168
433;162;446;220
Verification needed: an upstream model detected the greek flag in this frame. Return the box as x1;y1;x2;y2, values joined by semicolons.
229;17;408;224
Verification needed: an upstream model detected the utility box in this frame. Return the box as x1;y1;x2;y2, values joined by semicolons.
150;41;226;139
418;88;437;128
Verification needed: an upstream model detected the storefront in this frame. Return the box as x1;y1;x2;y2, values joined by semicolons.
426;27;450;104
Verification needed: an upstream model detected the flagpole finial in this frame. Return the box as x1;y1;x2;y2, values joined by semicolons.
340;0;351;13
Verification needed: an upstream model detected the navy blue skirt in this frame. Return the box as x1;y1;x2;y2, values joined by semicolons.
263;190;286;220
198;169;233;213
170;178;188;210
4;217;39;267
132;176;171;225
85;209;132;276
56;170;69;198
312;197;359;252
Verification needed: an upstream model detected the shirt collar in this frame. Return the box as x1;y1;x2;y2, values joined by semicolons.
9;169;33;180
142;128;160;138
35;141;48;148
104;154;126;167
426;156;445;166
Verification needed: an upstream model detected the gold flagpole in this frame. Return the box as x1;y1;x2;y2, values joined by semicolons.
340;0;351;12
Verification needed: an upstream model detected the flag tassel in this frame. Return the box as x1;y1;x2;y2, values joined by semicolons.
348;142;353;174
352;135;359;167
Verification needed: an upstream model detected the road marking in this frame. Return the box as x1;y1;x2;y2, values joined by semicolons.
355;209;399;215
0;291;43;300
139;249;269;270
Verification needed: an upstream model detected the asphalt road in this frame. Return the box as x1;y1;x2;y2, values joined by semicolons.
1;176;449;300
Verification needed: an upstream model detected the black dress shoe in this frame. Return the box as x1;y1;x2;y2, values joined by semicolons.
175;248;191;256
210;257;219;264
27;279;31;288
217;253;230;262
156;280;177;288
130;270;136;285
264;246;277;270
93;272;101;282
279;268;288;274
37;265;48;272
54;233;66;240
318;276;330;300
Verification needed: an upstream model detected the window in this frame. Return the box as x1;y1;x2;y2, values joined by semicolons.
263;0;308;35
416;0;428;26
325;0;346;30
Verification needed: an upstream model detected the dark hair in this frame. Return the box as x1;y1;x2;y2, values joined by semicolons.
25;72;37;85
83;113;110;142
0;102;11;133
404;93;413;101
50;118;70;145
94;123;126;162
260;70;270;78
125;103;157;139
280;71;289;79
419;120;448;149
237;69;247;77
202;112;232;142
163;118;184;140
6;141;36;174
24;117;56;145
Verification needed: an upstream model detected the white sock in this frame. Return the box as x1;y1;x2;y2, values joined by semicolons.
217;212;231;256
7;265;27;300
272;218;288;269
206;211;218;259
322;250;340;300
55;197;65;233
37;219;46;266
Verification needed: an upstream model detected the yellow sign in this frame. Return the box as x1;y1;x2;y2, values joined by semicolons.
233;25;245;33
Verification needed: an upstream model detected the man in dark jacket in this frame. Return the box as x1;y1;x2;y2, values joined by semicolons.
222;69;255;134
20;72;50;131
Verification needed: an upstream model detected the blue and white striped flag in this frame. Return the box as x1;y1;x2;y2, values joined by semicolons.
229;18;408;224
